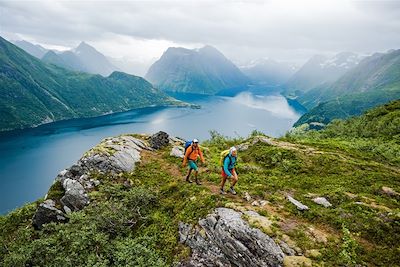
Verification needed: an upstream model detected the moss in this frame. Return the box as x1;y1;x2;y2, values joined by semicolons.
46;180;65;201
45;180;65;209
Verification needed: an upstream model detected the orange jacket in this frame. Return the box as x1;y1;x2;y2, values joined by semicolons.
183;145;205;165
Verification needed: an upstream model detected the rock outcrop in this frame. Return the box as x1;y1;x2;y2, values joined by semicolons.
178;208;284;267
32;199;68;230
149;131;170;149
32;135;148;229
60;179;89;212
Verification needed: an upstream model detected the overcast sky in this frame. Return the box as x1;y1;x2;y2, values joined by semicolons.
1;0;399;66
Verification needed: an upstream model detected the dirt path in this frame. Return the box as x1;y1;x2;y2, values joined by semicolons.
140;149;341;243
140;147;380;253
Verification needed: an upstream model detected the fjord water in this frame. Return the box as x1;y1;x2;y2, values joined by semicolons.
0;92;302;214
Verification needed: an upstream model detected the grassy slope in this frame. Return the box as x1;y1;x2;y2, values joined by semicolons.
1;126;399;266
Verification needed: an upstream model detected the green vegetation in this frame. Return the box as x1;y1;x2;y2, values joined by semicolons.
1;102;399;266
290;100;400;165
0;36;183;132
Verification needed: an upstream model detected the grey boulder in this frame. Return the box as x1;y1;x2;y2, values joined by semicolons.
32;199;68;230
178;207;284;267
60;178;89;211
150;131;170;149
80;135;147;174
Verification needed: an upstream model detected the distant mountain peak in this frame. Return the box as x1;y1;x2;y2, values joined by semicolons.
74;41;98;54
146;45;249;95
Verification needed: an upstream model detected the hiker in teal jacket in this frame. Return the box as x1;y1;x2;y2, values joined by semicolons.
220;146;238;195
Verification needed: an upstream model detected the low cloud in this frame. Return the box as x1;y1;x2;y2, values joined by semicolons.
1;0;399;64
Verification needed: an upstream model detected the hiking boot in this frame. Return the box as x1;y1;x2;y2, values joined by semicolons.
220;188;226;195
185;176;192;183
195;179;202;185
229;187;237;195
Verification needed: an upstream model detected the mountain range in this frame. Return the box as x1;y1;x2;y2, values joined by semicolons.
9;38;400;130
145;45;250;95
294;49;400;126
0;36;182;132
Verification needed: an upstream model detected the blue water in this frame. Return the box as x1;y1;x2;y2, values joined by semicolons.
0;92;303;214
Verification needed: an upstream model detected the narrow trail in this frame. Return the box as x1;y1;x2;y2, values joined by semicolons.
140;149;342;246
141;146;380;251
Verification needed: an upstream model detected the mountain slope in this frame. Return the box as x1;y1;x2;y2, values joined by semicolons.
12;40;49;59
295;49;400;125
145;46;249;95
42;50;85;71
0;36;182;132
42;42;118;76
284;52;361;95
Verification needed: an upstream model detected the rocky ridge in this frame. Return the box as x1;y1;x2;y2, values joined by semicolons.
33;135;149;229
30;131;317;266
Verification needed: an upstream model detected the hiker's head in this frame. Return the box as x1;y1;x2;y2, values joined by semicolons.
192;139;199;147
230;146;237;157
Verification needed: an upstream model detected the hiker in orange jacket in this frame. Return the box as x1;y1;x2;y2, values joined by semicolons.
182;139;205;185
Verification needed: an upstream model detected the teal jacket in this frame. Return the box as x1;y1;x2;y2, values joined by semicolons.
223;153;237;177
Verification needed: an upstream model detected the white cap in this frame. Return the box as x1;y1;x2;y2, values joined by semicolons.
230;146;237;153
193;139;199;143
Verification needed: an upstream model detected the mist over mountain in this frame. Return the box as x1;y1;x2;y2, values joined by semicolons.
108;57;154;77
284;52;363;95
145;45;250;95
240;58;297;86
12;40;49;59
41;41;118;76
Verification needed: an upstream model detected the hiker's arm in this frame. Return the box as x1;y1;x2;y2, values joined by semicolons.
223;156;232;177
199;148;205;163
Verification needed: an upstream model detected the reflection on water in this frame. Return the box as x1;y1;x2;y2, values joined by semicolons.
0;92;303;214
